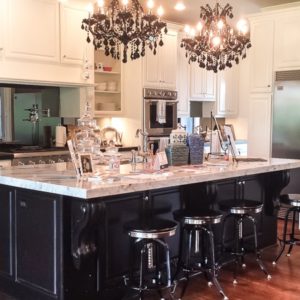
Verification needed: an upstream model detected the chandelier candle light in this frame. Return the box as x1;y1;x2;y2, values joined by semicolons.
82;0;167;63
181;3;251;72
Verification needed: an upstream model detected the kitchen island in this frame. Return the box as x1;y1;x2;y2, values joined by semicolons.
0;158;298;300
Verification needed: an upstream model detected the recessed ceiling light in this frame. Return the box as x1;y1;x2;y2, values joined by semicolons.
175;1;186;11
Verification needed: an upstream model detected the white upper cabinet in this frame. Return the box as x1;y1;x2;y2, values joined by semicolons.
6;0;60;62
0;0;93;85
274;10;300;70
60;3;93;65
249;17;274;93
177;32;190;116
216;67;239;117
248;93;272;158
190;64;216;101
143;28;178;89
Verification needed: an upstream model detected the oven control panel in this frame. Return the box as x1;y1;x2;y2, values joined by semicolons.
143;88;177;100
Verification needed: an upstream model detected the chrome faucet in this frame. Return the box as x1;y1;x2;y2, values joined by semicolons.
135;129;149;162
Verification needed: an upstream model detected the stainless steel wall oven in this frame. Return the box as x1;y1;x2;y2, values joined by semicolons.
143;88;178;137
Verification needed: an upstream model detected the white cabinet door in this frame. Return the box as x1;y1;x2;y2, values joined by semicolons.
160;30;177;89
177;33;190;116
205;71;217;100
248;93;272;158
249;18;274;93
274;11;300;70
190;65;216;101
190;64;205;100
143;28;178;89
60;4;93;65
216;67;239;117
6;0;60;62
143;49;160;86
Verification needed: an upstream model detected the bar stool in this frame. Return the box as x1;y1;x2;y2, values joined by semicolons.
273;194;300;265
173;209;228;300
124;217;177;300
220;199;271;284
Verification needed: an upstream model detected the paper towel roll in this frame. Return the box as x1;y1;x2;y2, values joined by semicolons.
55;126;66;147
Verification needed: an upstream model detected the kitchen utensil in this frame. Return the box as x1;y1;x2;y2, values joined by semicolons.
55;125;67;147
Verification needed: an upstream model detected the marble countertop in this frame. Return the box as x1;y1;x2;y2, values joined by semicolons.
0;158;299;199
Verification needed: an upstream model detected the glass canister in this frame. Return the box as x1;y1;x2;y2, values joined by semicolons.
74;102;102;168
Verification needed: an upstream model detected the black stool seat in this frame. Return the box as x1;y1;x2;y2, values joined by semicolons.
125;218;177;239
273;194;300;265
280;194;300;207
174;209;223;225
220;199;263;215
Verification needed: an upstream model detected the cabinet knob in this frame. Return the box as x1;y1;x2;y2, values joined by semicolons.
20;201;27;208
144;196;149;201
267;85;271;87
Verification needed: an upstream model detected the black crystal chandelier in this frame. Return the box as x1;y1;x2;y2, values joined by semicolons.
181;3;252;73
81;0;167;63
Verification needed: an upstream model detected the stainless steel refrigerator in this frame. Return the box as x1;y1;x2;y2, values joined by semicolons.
272;70;300;193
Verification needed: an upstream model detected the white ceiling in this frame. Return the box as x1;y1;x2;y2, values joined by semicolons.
140;0;300;24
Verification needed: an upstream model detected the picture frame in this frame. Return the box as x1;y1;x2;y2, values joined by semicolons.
79;153;94;176
223;125;239;158
67;140;81;178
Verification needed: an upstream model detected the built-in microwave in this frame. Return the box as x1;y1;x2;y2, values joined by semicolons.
143;88;178;137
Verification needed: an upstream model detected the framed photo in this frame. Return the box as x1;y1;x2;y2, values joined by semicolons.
79;153;94;176
223;125;239;158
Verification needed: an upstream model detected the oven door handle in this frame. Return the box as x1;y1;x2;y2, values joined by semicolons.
145;100;178;103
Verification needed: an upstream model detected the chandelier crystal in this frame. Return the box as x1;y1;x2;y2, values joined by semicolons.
181;3;252;73
81;0;167;63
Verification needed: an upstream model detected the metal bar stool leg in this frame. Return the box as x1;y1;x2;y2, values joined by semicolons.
273;207;293;265
203;227;228;300
153;238;173;299
221;214;232;253
233;216;242;284
247;215;271;279
178;229;192;299
239;217;246;269
139;244;147;298
173;225;185;282
287;209;297;256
